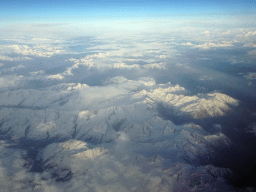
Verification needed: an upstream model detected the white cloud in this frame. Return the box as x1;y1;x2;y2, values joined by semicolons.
26;70;66;82
111;63;140;69
63;51;167;77
157;55;169;58
204;30;210;35
143;63;165;69
180;42;194;46
29;70;44;75
1;45;65;57
243;43;256;48
180;41;234;50
245;30;256;37
0;75;23;89
0;55;33;61
10;65;25;71
45;74;64;80
66;83;89;91
194;42;233;50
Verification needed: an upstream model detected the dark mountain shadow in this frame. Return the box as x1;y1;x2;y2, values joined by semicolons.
7;136;70;180
156;102;193;125
157;99;256;189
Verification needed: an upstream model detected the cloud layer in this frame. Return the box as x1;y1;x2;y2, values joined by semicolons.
0;26;255;191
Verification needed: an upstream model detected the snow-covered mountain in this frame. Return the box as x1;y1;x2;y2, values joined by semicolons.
0;77;240;191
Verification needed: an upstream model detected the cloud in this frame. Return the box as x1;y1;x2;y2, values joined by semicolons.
243;43;256;48
180;41;234;50
111;63;140;69
248;50;256;55
180;42;194;46
26;70;65;83
66;83;89;91
223;30;232;35
29;70;44;76
0;55;33;61
204;30;210;35
0;75;24;89
143;63;166;69
45;74;64;80
1;45;65;57
194;42;234;50
244;73;256;80
156;55;170;59
175;63;190;69
245;30;256;37
0;65;25;75
64;54;105;75
63;51;167;77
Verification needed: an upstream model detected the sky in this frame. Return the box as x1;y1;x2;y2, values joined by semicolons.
0;0;256;191
1;0;256;26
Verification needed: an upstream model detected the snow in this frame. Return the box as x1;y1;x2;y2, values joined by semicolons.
0;77;239;191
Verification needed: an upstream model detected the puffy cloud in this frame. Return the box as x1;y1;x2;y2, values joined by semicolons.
0;55;33;61
180;42;194;46
45;74;64;80
1;45;65;57
111;63;140;69
66;83;89;91
29;70;44;76
194;42;234;50
156;55;170;59
25;70;65;83
63;50;167;77
204;30;210;35
180;41;234;50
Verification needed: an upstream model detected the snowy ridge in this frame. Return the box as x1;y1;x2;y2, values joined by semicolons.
141;87;239;119
0;77;239;191
37;140;235;192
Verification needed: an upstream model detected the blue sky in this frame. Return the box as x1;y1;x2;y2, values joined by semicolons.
1;0;255;24
1;0;256;37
